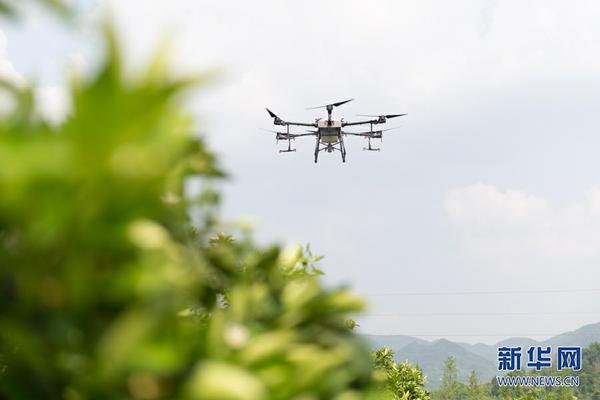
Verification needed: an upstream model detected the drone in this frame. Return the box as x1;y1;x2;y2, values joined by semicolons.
264;98;406;163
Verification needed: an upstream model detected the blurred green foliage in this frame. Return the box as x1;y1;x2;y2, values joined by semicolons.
0;0;70;19
372;348;430;400
0;20;385;399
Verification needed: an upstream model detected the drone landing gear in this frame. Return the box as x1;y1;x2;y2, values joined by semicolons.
280;139;296;153
363;137;380;152
314;136;347;163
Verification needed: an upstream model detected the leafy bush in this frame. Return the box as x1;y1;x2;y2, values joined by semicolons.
373;347;430;400
0;23;383;399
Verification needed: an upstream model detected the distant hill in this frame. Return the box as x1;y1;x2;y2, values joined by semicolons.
455;337;539;366
398;339;497;388
545;323;600;347
363;334;428;351
363;322;600;388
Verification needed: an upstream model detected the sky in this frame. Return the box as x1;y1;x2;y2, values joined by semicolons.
2;0;600;344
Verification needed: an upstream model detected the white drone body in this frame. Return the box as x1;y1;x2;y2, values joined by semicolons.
317;119;342;144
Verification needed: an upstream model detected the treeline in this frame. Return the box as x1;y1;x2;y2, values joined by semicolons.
424;343;600;400
371;342;600;400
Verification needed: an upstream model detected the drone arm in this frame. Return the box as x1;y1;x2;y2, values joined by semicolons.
343;114;406;127
342;131;382;138
283;121;318;127
288;132;317;137
276;132;317;140
343;131;368;136
342;119;380;127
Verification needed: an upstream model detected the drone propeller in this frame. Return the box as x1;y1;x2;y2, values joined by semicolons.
306;98;354;110
356;113;407;119
265;108;279;118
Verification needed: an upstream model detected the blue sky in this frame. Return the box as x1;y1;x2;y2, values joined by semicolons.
3;0;600;344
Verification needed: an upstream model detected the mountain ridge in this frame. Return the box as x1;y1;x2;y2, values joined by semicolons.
362;321;600;388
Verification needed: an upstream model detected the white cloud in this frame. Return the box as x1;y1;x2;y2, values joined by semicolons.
445;184;552;229
445;184;600;271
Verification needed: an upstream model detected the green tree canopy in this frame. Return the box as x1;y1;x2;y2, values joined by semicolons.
432;357;467;400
